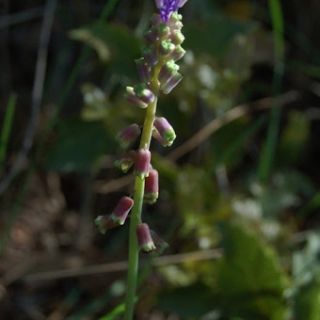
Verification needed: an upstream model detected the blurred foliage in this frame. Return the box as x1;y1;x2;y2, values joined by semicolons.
2;0;320;319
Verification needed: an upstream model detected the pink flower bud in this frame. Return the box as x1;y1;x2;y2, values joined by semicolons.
111;196;134;225
117;124;141;148
134;84;155;105
161;72;183;94
144;168;159;204
154;117;176;146
134;149;151;178
95;196;134;234
136;223;156;252
126;86;148;109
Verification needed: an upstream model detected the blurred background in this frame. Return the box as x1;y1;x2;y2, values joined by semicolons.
1;0;320;319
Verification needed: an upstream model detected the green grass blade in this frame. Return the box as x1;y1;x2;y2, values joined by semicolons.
0;94;17;170
258;0;285;183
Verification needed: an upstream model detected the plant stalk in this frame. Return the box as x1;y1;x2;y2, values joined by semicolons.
124;64;161;319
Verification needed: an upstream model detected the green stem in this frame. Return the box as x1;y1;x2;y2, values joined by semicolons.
124;65;161;319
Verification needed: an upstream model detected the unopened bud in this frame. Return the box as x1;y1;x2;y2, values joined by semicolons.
154;117;176;146
158;60;179;84
117;124;141;148
126;86;148;109
135;149;151;178
144;168;159;204
111;196;134;225
161;72;183;94
170;30;185;45
95;196;134;234
114;151;136;173
160;40;176;56
171;46;186;61
134;84;155;105
143;47;158;66
137;223;156;252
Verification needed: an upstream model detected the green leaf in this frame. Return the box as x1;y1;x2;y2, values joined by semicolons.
46;119;115;172
294;280;320;320
70;22;141;77
215;223;288;320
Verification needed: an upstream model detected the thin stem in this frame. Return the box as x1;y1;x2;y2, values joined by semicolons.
124;65;161;319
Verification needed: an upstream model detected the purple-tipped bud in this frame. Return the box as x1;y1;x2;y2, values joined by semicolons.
126;86;148;109
95;196;134;234
160;39;176;55
171;45;186;61
158;60;179;84
111;196;134;225
154;117;176;146
135;58;151;83
117;124;141;149
134;84;155;105
170;29;185;45
144;168;159;204
135;149;151;178
114;151;136;173
143;47;158;66
161;72;183;94
137;223;156;252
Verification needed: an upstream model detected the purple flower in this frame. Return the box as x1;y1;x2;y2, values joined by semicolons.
155;0;188;22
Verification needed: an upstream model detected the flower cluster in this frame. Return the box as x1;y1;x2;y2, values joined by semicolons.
95;0;188;252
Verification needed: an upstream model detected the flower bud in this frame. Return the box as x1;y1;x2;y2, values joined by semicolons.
117;124;141;149
137;223;156;252
134;84;155;105
160;39;176;56
135;58;151;82
95;215;116;234
170;29;185;45
126;86;148;109
171;46;186;61
158;60;179;84
161;72;183;94
114;151;136;173
111;196;134;225
144;168;159;204
143;47;158;66
95;196;134;234
135;149;151;178
158;24;171;38
154;117;176;146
